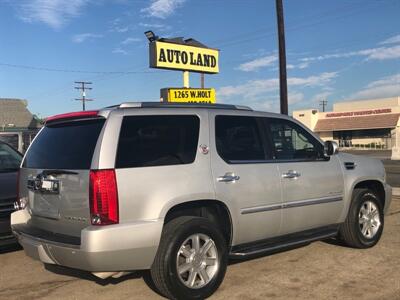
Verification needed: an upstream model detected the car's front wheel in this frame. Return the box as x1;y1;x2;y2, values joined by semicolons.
151;216;228;300
340;188;384;248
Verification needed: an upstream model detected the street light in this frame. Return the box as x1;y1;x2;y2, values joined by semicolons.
144;30;159;42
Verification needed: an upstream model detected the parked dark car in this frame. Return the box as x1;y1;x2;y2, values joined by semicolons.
0;141;22;247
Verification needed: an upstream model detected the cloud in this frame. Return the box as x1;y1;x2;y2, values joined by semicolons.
310;91;333;104
218;72;338;98
141;0;186;19
72;33;102;43
301;45;400;62
379;34;400;45
359;45;400;60
15;0;89;29
237;55;278;72
114;26;129;33
288;92;304;105
350;73;400;100
108;17;130;33
112;48;128;55
138;22;172;32
139;22;166;29
287;62;309;70
121;37;141;45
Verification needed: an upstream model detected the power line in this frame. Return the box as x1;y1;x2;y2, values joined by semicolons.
0;62;161;74
215;0;394;48
75;81;93;111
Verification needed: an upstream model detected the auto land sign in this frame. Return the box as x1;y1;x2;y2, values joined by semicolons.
149;41;219;74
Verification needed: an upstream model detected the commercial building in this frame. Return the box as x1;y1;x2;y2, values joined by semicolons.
293;97;400;159
0;98;41;152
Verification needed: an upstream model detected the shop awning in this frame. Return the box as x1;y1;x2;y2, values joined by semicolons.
314;114;400;132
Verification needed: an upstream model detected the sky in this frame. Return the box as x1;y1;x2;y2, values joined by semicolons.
0;0;399;117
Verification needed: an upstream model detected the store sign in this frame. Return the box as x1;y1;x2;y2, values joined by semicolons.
326;108;392;118
150;41;219;74
161;88;216;103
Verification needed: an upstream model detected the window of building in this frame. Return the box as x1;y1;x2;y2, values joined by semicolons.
333;128;392;140
116;115;199;168
215;115;266;162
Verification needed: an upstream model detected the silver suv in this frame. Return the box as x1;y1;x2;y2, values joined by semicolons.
12;102;392;299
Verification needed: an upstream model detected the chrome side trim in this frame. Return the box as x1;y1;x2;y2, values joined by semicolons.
283;196;342;209
241;203;282;215
241;195;343;215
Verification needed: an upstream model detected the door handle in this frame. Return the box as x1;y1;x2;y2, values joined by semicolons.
282;170;301;179
217;173;240;183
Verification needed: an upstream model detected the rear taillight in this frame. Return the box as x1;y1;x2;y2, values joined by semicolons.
89;169;119;225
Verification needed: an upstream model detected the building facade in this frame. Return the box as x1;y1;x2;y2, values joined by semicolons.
0;98;41;153
293;97;400;159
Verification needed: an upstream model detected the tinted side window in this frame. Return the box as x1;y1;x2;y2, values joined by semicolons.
116;115;199;168
215;116;265;162
267;119;324;160
23;119;105;169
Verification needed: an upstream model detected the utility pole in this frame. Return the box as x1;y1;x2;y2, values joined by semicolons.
319;99;328;112
276;0;288;115
74;81;93;111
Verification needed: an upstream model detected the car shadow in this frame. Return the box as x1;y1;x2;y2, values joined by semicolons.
0;243;22;254
321;237;348;247
44;264;165;297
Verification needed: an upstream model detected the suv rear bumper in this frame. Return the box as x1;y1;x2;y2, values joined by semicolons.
11;210;163;272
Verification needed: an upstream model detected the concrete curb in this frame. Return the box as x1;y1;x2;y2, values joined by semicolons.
393;187;400;196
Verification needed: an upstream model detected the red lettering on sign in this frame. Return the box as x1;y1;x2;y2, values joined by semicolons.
326;108;392;118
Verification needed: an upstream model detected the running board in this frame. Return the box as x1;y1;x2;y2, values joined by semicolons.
230;225;339;258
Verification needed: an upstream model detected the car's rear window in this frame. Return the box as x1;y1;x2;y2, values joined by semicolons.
23;119;105;169
116;115;200;168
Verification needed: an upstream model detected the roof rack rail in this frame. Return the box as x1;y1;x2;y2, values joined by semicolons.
119;102;252;111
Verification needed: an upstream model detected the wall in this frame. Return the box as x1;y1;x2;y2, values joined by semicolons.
333;96;400;112
292;109;320;130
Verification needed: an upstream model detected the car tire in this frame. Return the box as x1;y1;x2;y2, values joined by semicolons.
150;216;228;300
340;188;384;248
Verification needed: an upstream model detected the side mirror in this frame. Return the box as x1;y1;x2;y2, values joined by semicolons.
324;140;339;156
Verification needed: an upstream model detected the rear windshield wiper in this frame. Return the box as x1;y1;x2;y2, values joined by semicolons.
41;170;79;176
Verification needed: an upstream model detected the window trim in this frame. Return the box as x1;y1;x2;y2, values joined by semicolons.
262;117;329;163
115;114;201;169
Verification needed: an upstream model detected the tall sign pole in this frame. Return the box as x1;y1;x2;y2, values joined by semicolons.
183;71;190;88
276;0;288;115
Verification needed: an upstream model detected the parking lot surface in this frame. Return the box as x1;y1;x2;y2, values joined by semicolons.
1;194;399;300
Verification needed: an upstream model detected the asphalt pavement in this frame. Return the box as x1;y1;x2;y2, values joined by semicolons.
0;149;398;299
0;195;399;299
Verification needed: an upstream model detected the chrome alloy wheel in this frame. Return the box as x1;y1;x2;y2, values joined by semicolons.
359;200;381;239
176;233;219;289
